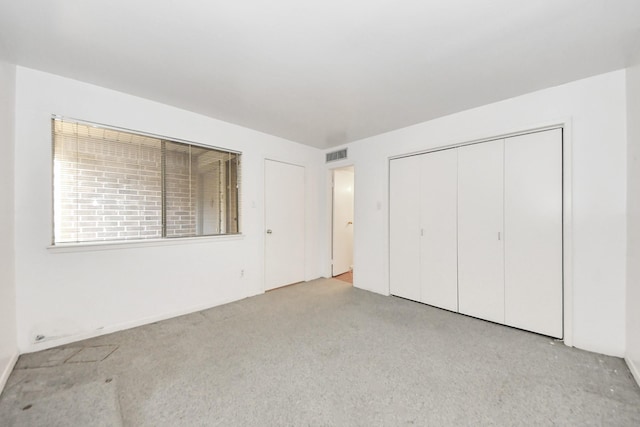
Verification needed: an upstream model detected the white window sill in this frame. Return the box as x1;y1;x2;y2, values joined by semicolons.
47;234;245;253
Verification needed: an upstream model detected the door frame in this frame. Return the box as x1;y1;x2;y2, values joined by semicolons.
264;158;306;292
324;161;355;281
331;166;355;277
387;119;574;347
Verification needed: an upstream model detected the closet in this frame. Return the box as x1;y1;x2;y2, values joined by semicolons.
389;128;562;338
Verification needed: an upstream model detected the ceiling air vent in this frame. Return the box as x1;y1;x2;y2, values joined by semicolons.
326;148;347;163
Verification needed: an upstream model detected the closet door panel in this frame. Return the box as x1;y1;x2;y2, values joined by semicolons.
389;156;421;301
505;129;563;338
420;149;458;311
458;140;505;323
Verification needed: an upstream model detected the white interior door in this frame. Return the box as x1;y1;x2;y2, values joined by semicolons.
420;149;458;312
265;160;305;290
389;156;421;301
505;129;563;338
332;168;354;276
458;140;505;323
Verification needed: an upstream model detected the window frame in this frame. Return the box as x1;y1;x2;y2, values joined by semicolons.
50;115;242;248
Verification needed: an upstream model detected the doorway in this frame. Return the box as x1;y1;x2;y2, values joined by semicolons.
332;166;354;284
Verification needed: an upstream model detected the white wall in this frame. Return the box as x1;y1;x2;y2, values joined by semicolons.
14;67;323;353
0;61;18;391
335;70;628;357
9;65;633;360
626;64;640;383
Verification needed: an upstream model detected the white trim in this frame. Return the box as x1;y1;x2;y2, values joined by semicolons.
562;120;574;347
328;165;356;279
387;156;392;297
47;234;244;253
303;165;308;282
625;357;640;388
324;161;356;282
21;293;249;354
387;118;574;347
0;351;19;394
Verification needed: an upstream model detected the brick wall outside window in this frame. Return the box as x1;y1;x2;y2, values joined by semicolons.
165;147;197;238
53;119;240;244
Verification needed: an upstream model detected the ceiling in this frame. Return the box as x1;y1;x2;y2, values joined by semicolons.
1;1;639;149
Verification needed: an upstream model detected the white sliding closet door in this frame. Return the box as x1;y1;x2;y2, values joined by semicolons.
504;129;563;338
458;140;505;323
389;156;421;301
420;149;458;311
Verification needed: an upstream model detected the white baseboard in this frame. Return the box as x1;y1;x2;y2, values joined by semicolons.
0;351;19;395
22;293;247;354
625;357;640;388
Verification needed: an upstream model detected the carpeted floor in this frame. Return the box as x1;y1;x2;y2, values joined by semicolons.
1;279;639;426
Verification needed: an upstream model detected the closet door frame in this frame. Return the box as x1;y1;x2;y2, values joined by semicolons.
387;120;574;347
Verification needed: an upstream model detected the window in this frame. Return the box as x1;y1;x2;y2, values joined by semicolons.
52;117;240;245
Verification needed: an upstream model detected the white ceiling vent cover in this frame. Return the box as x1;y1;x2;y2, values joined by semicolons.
326;148;347;163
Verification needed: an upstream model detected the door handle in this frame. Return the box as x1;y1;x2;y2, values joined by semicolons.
347;221;353;225
266;229;273;234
